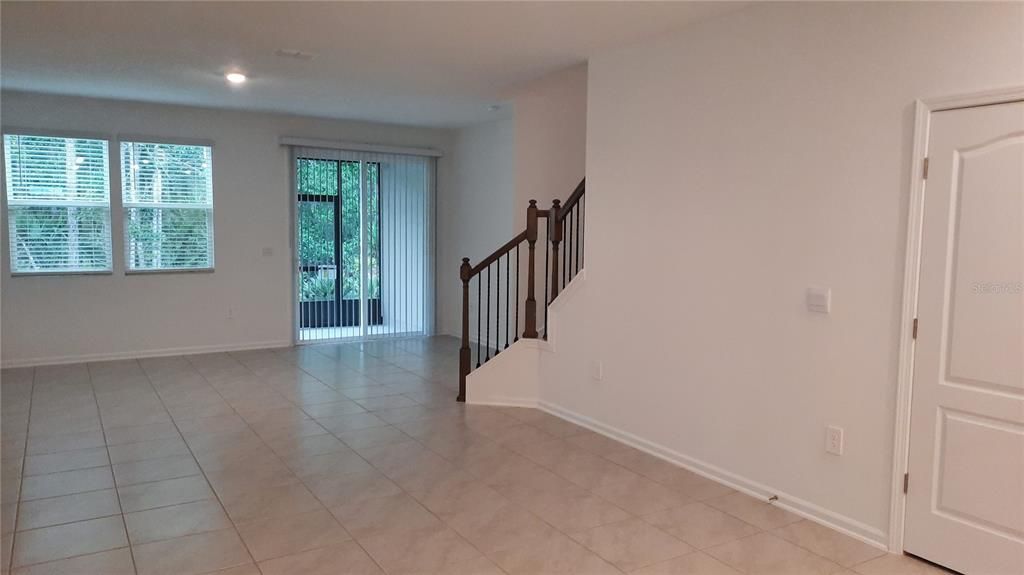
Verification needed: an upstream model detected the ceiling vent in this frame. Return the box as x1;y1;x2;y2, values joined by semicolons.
275;48;315;61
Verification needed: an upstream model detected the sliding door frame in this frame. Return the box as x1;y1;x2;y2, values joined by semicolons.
289;145;436;345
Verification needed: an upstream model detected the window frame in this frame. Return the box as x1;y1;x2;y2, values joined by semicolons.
119;137;216;274
2;129;115;277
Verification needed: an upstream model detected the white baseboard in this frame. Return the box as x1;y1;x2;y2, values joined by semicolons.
539;400;890;551
1;339;294;368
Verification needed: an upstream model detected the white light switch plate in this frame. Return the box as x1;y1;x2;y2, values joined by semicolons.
826;426;844;455
807;287;831;314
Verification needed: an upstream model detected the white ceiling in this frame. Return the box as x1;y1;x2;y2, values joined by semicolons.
1;1;742;128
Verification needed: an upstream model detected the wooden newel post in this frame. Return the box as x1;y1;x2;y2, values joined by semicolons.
458;257;471;402
549;199;563;301
523;200;539;339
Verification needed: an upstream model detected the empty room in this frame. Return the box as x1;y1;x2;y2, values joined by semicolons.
1;2;1022;574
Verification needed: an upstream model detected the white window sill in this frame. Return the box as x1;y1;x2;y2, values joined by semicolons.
125;267;214;275
10;270;113;277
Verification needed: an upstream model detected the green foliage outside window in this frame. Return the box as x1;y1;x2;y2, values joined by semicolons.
296;158;381;303
121;142;213;270
4;135;112;272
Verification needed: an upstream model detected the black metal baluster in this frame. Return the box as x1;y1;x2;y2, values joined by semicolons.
514;243;520;343
485;265;491;362
580;196;585;269
476;275;481;368
566;212;572;284
575;204;580;275
505;251;510;349
495;256;500;356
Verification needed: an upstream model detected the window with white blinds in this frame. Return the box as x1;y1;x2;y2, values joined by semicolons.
3;134;113;274
121;141;214;271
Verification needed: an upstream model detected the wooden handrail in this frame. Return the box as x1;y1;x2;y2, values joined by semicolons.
467;230;528;277
557;178;586;221
463;208;555;279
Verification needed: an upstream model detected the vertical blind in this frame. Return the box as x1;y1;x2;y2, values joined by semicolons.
3;134;112;273
121;141;214;270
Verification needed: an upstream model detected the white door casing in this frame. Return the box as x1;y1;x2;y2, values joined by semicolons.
904;100;1024;574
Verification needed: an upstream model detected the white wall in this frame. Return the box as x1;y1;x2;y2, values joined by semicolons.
1;91;453;366
436;118;515;337
513;64;588;226
540;2;1024;545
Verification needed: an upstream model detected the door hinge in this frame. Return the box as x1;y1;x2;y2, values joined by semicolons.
903;473;909;494
922;157;929;179
912;318;918;339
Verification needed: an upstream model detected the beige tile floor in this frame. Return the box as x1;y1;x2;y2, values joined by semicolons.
0;336;955;574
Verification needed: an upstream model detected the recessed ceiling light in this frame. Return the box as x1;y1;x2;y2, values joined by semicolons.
225;72;247;84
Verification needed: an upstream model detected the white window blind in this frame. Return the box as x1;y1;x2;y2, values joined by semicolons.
121;141;214;271
3;134;113;274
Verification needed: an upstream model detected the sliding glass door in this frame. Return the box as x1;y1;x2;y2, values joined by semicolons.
294;148;433;342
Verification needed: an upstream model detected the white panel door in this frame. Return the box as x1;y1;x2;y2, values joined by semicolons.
905;100;1024;575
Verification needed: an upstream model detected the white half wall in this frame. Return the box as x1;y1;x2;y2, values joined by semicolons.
0;91;453;366
466;338;543;407
540;1;1024;546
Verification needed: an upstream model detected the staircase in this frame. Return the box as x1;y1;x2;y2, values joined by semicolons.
457;179;586;401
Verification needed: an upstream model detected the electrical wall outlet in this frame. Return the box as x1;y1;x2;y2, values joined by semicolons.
591;361;604;381
826;426;844;455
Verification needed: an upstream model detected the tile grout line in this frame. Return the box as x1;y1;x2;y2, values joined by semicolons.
410;420;630;574
86;360;140;575
7;341;902;574
10;365;140;572
2;341;456;573
6;365;35;574
271;348;426;575
223;349;393;575
431;409;727;572
502;411;862;573
177;345;444;572
240;344;500;574
500;422;791;557
344;407;599;573
767;521;888;572
344;431;500;574
8;342;695;575
148;352;267;573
